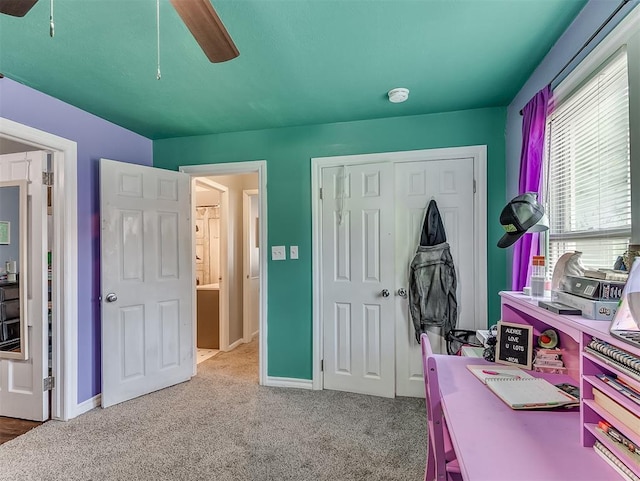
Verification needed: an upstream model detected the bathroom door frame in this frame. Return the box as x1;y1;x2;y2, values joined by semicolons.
180;161;267;386
242;189;259;343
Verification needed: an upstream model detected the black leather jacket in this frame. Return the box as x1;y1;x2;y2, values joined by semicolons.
409;198;457;342
409;243;458;343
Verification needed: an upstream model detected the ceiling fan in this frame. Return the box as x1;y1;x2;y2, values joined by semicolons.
0;0;239;63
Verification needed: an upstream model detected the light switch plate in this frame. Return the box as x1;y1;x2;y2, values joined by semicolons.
290;245;299;260
271;245;286;261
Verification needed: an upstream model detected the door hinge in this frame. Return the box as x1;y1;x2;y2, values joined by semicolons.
43;376;55;391
320;360;324;372
42;171;54;186
319;187;323;200
473;179;476;194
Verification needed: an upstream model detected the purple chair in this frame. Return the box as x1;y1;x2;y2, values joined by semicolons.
421;333;463;481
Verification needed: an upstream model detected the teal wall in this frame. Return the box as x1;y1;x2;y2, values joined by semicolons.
154;107;508;379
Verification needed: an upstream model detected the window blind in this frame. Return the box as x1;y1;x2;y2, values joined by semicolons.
544;48;630;275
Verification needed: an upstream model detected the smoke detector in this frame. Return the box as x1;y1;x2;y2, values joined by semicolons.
388;88;409;103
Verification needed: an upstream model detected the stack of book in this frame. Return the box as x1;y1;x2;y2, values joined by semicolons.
533;347;566;374
586;339;640;381
593;440;640;481
593;407;640;480
598;374;640;406
585;338;640;479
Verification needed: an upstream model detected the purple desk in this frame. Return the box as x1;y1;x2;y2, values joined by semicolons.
434;355;619;481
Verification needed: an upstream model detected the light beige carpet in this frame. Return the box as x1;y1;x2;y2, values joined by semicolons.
0;340;427;480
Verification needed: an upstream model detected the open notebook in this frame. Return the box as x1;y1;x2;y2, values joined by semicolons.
485;377;579;409
466;365;578;409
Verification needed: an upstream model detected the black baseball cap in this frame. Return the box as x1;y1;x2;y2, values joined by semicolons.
497;192;549;248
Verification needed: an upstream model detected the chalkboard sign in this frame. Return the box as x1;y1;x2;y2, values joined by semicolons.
495;321;533;369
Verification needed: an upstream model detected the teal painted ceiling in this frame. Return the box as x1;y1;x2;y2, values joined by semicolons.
0;0;586;140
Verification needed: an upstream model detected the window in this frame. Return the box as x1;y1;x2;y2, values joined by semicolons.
543;48;631;275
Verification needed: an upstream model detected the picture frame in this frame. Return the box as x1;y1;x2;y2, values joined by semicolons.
0;221;9;245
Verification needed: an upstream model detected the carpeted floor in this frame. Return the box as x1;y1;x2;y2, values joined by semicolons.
0;341;427;480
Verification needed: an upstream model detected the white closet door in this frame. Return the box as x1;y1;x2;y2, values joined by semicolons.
394;157;475;397
321;163;396;398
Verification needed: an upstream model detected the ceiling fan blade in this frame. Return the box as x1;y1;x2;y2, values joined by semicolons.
170;0;239;63
0;0;39;17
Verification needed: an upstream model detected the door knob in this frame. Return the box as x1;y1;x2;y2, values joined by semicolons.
381;289;390;298
105;293;118;303
397;288;407;298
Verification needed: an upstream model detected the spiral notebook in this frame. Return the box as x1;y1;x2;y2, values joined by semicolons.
485;377;579;410
593;441;640;481
466;364;534;383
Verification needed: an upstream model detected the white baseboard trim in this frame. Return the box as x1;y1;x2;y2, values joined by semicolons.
73;394;101;418
226;338;244;351
243;330;259;344
265;376;313;390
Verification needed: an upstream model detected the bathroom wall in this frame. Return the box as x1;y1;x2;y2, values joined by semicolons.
209;173;259;345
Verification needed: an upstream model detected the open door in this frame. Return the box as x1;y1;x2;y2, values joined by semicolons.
100;159;193;408
0;151;49;421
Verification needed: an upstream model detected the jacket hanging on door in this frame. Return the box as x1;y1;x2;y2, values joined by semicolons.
419;199;447;246
409;200;458;342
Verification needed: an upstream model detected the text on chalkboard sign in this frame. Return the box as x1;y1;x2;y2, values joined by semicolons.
495;321;533;369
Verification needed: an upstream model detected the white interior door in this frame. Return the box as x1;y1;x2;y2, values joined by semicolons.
321;163;396;398
0;151;49;421
101;159;193;408
394;158;475;397
243;190;259;342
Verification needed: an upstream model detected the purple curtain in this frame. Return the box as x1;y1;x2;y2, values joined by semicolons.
512;85;551;290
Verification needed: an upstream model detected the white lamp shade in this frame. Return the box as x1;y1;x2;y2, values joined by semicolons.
611;257;640;330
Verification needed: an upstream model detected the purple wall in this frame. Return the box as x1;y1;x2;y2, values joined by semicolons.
0;78;153;403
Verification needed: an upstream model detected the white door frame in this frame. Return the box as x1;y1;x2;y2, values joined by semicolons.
193;177;230;353
242;189;259;343
311;146;487;391
180;161;267;386
0;117;78;420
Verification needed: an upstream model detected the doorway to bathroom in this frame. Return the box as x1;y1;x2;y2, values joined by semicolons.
186;163;265;384
194;177;225;364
